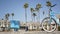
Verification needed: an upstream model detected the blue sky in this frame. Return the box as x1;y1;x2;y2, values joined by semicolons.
0;0;60;22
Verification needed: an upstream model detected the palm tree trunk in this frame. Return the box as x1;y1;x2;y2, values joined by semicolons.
25;8;27;23
48;7;50;17
38;10;40;22
37;10;40;23
34;16;35;22
12;16;13;20
31;12;33;22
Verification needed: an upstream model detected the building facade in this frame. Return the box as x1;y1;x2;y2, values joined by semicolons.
0;20;10;31
56;14;60;31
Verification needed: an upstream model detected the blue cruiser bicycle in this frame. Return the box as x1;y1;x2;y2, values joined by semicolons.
42;1;60;32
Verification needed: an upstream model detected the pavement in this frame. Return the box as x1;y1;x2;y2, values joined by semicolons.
0;31;60;34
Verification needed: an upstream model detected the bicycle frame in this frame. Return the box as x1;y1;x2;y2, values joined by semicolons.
50;11;60;26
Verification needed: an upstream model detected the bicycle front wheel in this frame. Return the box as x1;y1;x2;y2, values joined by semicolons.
42;17;57;32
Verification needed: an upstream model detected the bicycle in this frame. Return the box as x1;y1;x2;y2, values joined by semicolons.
42;1;60;32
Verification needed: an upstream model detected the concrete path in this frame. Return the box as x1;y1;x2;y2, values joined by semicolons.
0;31;60;34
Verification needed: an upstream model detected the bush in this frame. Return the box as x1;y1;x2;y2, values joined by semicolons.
58;26;60;31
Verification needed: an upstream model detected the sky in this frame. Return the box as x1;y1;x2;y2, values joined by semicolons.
0;0;60;22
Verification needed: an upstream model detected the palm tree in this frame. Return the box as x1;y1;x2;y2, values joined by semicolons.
2;18;4;20
30;8;34;12
46;1;56;16
5;13;10;20
11;13;14;20
35;3;41;22
46;1;51;7
33;13;37;22
46;1;52;17
24;3;28;23
43;11;45;15
30;8;35;22
5;13;10;31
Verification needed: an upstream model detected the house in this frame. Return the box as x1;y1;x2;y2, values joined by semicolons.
56;14;60;31
56;14;60;22
26;22;42;31
20;22;42;31
0;20;10;32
